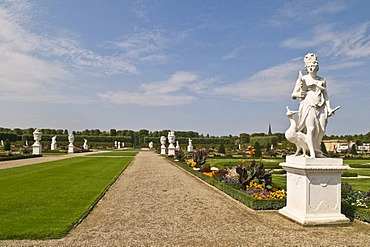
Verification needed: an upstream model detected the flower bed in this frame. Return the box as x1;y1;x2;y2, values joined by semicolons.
170;157;286;210
341;182;370;223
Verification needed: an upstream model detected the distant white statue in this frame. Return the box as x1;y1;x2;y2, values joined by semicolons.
289;53;340;158
149;141;153;149
1;140;3;146
176;141;180;150
32;128;42;155
114;141;118;148
167;131;176;156
160;136;166;154
68;133;75;153
25;140;28;146
51;136;57;150
118;141;121;149
122;142;125;148
83;139;89;150
187;138;193;152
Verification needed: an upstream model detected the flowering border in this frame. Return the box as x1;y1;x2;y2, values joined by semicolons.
167;157;286;210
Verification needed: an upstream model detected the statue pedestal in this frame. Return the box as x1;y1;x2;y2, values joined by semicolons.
279;156;350;226
168;144;175;156
32;143;42;155
187;145;193;152
161;145;166;155
68;143;74;154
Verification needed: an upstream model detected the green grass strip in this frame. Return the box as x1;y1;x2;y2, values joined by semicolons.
0;156;134;240
87;151;139;156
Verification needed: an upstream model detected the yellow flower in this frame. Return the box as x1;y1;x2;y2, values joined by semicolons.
210;163;215;167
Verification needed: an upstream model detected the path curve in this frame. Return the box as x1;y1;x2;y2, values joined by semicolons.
1;151;370;246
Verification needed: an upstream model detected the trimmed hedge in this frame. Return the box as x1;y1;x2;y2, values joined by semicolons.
341;202;370;223
0;154;42;162
167;157;286;210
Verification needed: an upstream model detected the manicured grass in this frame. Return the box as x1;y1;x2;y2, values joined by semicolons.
0;156;134;240
342;178;370;192
87;151;139;157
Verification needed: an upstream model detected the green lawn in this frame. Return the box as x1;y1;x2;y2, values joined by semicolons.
87;151;139;157
0;156;134;240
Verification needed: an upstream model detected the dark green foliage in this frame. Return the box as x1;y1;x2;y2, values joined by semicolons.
250;136;278;148
235;160;273;190
218;143;226;154
321;142;328;155
254;142;262;158
3;139;11;151
192;149;208;167
350;144;358;155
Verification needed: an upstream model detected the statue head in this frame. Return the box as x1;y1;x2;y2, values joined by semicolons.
304;53;319;73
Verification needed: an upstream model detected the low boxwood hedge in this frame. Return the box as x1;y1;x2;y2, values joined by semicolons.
0;154;42;162
341;202;370;223
168;157;286;210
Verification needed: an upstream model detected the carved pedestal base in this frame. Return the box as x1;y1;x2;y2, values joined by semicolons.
279;156;350;226
32;143;42;155
68;143;74;154
160;145;166;155
187;146;193;152
168;144;175;156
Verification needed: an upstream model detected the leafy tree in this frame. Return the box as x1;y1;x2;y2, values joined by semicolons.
110;129;117;136
218;143;226;154
350;144;357;155
254;142;262;158
4;139;11;151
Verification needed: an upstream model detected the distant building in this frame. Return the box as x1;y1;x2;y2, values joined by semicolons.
323;140;356;153
357;143;370;153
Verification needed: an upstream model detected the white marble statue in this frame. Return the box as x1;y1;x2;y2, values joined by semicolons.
160;136;166;154
167;131;176;156
289;53;340;158
1;140;3;146
187;138;193;152
114;141;117;148
68;133;75;153
285;106;308;156
149;141;153;149
118;141;121;149
32;128;42;155
83;139;89;150
51;136;57;150
176;141;180;150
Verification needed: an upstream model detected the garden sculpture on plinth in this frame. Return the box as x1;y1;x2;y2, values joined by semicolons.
167;131;176;156
160;136;166;154
32;128;42;155
51;136;57;150
68;133;75;153
279;53;349;226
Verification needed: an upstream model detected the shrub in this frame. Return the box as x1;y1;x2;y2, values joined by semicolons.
218;143;226;154
236;160;273;190
3;139;11;151
192;149;208;167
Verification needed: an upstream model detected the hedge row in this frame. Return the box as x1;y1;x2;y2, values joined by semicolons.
0;154;42;162
341;202;370;223
145;137;233;145
250;136;279;148
167;157;286;210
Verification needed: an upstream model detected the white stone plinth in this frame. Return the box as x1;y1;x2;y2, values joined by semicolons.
187;145;193;152
279;156;350;226
32;143;42;155
168;144;175;156
161;145;166;155
68;143;74;154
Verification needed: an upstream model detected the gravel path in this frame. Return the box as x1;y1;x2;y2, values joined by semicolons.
1;151;370;246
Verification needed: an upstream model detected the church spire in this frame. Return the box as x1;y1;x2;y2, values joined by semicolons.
268;123;272;135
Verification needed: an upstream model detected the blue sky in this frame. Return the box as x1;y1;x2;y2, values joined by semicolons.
0;0;369;136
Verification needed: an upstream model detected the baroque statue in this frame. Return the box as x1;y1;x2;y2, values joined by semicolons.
286;53;340;158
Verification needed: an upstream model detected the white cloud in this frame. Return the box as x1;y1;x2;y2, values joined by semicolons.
98;71;207;106
214;59;301;102
0;1;138;104
267;0;346;27
281;22;370;59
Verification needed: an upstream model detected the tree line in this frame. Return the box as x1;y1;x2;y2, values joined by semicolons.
0;127;369;147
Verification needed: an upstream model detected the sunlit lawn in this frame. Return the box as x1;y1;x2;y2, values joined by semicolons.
0;156;134;240
87;151;139;157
